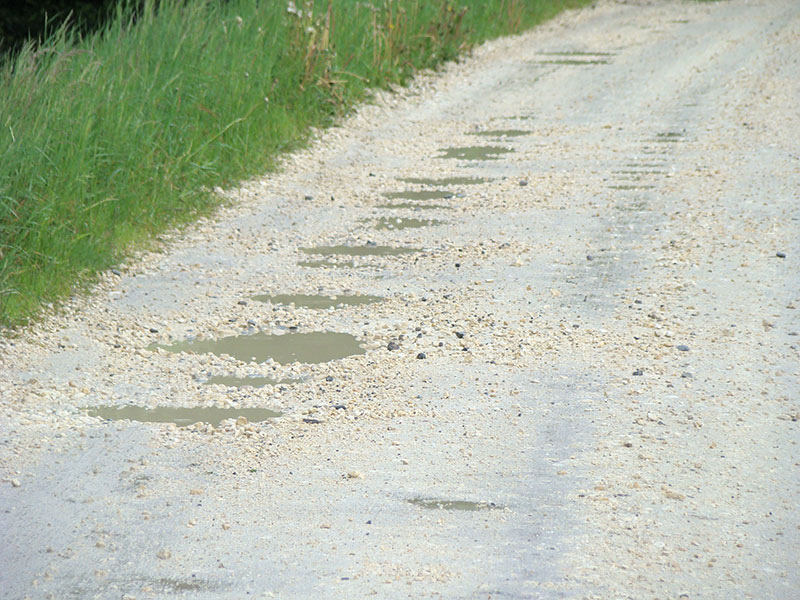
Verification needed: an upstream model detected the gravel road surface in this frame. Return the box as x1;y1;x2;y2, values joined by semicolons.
1;1;798;598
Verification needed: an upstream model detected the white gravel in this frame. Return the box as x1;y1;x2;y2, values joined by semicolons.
1;0;798;598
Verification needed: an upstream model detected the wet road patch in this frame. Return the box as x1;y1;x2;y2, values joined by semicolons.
151;331;365;364
373;217;442;231
383;190;454;201
300;245;419;257
398;176;489;186
437;146;513;161
407;497;502;511
252;293;383;309
87;405;280;427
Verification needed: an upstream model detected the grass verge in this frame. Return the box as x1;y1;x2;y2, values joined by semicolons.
1;0;588;329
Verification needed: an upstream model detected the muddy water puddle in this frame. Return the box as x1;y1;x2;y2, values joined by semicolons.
608;184;656;190
152;331;365;364
204;375;297;388
252;293;383;309
301;245;419;257
297;259;356;268
376;202;451;210
88;405;280;427
373;217;442;231
399;176;489;186
407;497;502;511
383;190;454;201
437;145;513;161
469;129;530;138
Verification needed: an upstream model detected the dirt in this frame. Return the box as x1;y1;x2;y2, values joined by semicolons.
1;0;798;598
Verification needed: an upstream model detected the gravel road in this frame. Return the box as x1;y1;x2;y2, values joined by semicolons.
1;1;798;598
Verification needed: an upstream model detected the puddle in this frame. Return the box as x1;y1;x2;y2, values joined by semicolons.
204;375;295;388
437;145;513;161
537;59;610;65
376;202;451;210
469;129;530;138
399;176;489;186
652;132;685;142
613;169;665;175
87;405;280;427
252;293;383;309
152;331;365;364
374;217;441;231
608;184;656;190
539;51;615;56
301;245;419;257
383;190;454;201
297;259;356;268
625;163;665;168
407;497;501;511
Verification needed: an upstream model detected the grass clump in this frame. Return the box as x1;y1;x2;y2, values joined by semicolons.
0;0;588;329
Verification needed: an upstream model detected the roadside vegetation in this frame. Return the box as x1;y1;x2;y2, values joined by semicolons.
0;0;587;329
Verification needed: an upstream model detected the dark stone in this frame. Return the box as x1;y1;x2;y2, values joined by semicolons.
454;331;465;339
519;180;528;186
586;255;593;261
149;328;158;333
387;341;399;351
455;262;461;268
416;352;426;359
676;344;690;352
302;418;322;424
325;375;334;382
776;251;786;258
111;269;122;276
333;405;347;410
238;300;248;306
632;369;643;376
681;372;693;378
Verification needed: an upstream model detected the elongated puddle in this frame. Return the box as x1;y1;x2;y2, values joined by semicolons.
301;245;418;257
383;190;454;201
407;497;501;511
151;331;365;364
298;260;356;269
376;202;451;210
205;375;296;388
398;176;489;186
437;146;513;161
374;217;441;231
252;293;383;309
469;129;530;138
87;405;280;427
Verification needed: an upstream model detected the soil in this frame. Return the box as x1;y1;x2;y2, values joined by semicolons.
1;1;798;598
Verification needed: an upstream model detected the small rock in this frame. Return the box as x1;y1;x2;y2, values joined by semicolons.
586;254;593;261
662;487;685;501
237;300;248;306
325;375;334;381
303;418;322;424
387;341;399;351
235;416;248;427
111;269;122;276
455;262;461;268
519;180;528;186
189;489;203;496
148;328;158;334
632;369;643;376
10;479;21;488
676;344;690;352
416;352;426;359
681;372;693;379
346;471;364;480
221;523;231;530
776;251;786;258
156;549;171;560
455;331;465;339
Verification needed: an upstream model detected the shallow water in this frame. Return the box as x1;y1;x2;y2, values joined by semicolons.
88;405;280;427
204;375;296;388
407;497;501;511
376;202;451;210
398;176;489;186
151;331;365;364
373;217;441;231
469;129;530;138
383;190;454;201
252;293;383;309
300;245;419;257
437;145;513;161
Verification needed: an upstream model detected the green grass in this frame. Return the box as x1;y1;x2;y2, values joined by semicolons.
0;0;588;329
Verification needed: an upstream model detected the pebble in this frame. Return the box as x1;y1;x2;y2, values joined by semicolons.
416;352;427;359
347;471;364;479
454;331;465;339
156;549;171;560
632;369;643;376
676;344;690;352
519;180;528;186
387;341;400;351
10;478;21;487
776;251;786;258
